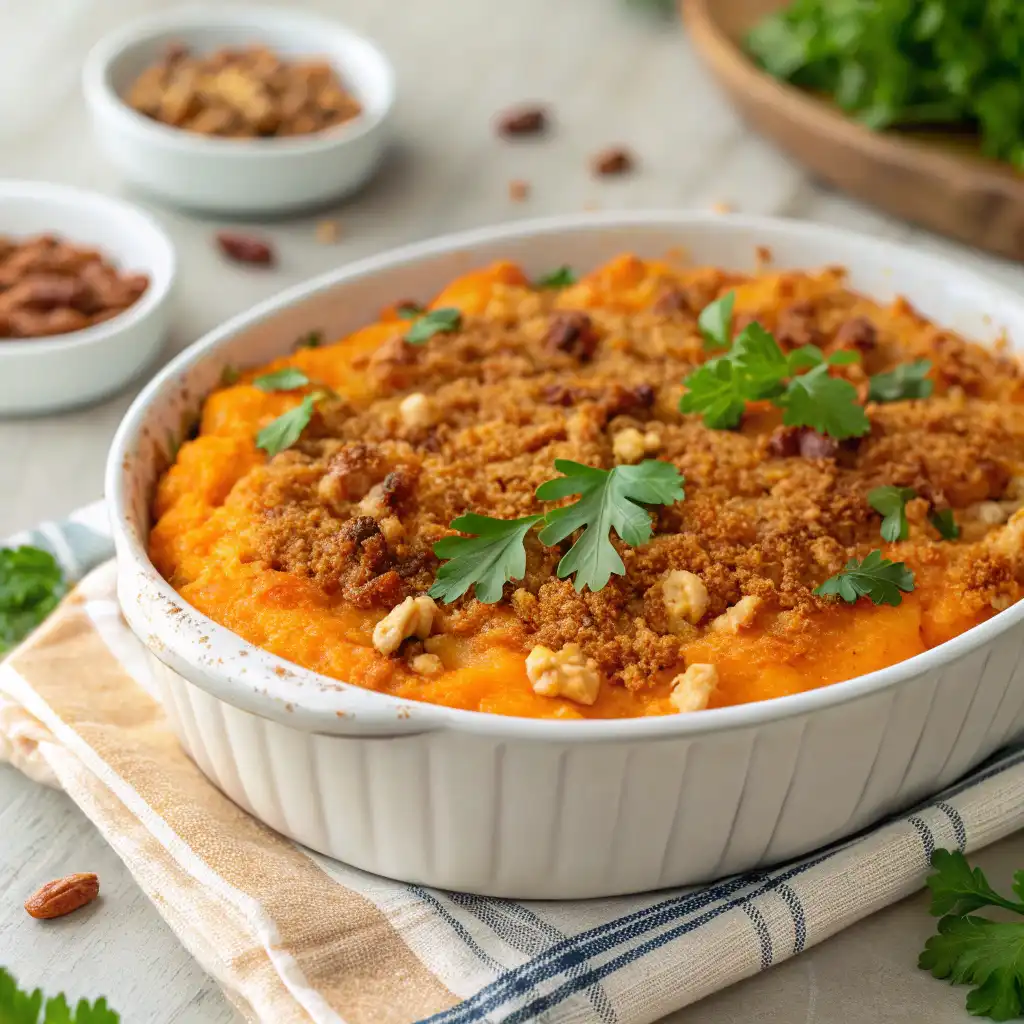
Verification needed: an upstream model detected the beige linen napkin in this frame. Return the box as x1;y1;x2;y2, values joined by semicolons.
5;505;1024;1024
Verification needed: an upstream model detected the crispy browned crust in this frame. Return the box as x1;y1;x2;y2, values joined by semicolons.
200;265;1024;685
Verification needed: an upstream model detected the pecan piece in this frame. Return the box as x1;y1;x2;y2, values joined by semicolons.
834;316;878;352
591;146;635;176
545;311;598;361
497;105;547;137
25;873;99;920
768;426;838;460
216;231;275;266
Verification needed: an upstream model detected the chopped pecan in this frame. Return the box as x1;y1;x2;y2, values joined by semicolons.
545;311;598;361
542;383;577;406
591;146;635;176
768;426;838;460
775;300;821;350
653;286;691;316
216;232;275;266
25;873;99;920
835;316;877;352
497;105;547;137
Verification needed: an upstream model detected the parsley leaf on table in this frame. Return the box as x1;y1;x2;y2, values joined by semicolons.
868;359;934;402
0;967;119;1023
697;291;735;350
404;307;463;345
534;266;577;289
253;367;311;392
919;849;1024;1022
0;546;65;654
536;459;685;593
428;514;544;604
813;549;915;606
867;485;917;542
930;507;960;541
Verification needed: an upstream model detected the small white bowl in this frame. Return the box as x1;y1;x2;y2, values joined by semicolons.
82;6;395;215
0;181;175;416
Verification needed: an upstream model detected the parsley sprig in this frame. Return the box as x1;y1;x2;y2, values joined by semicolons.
428;514;544;604
430;460;685;602
252;368;336;457
537;460;686;593
814;550;915;606
405;307;462;345
679;307;868;437
919;849;1024;1021
534;266;577;289
0;546;65;654
868;359;933;402
0;967;118;1023
868;485;917;542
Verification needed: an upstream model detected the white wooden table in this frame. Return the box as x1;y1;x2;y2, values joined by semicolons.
3;1;1024;1019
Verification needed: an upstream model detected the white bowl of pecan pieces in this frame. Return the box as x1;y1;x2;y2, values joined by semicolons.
0;181;175;415
83;6;395;214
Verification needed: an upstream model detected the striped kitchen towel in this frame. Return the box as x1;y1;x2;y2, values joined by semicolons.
3;500;1024;1024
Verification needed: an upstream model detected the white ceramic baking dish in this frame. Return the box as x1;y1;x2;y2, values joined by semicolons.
106;212;1024;899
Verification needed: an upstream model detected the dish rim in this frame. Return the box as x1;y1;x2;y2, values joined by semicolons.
82;3;396;157
106;209;1024;741
0;180;176;356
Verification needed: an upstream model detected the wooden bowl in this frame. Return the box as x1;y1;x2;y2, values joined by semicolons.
683;0;1024;261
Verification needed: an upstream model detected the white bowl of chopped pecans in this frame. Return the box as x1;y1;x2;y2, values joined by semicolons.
82;6;395;215
0;180;175;415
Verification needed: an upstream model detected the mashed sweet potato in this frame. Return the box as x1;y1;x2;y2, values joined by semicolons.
149;255;1024;719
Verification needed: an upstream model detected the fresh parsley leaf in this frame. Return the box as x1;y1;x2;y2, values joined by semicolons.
921;915;1024;1022
0;967;119;1023
534;266;577;289
779;363;871;439
293;330;324;350
0;547;65;654
678;357;748;429
396;303;424;319
930;507;960;540
813;549;915;606
220;365;240;386
680;320;869;438
253;367;310;392
868;359;934;402
868;485;917;542
925;850;1024;918
697;291;735;351
918;850;1024;1021
405;307;462;345
429;513;544;604
256;394;318;457
827;349;862;366
731;322;790;396
536;459;685;593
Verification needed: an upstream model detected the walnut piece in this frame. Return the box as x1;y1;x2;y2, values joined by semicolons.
661;570;709;631
525;643;602;705
670;664;718;713
709;595;762;634
372;595;437;656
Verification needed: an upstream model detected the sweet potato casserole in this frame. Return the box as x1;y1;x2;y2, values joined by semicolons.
149;256;1024;719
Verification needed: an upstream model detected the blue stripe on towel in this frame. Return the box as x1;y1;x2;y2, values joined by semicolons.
936;801;968;851
742;903;773;969
776;884;806;954
410;887;505;974
489;853;845;1024
907;817;934;862
449;894;616;1024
